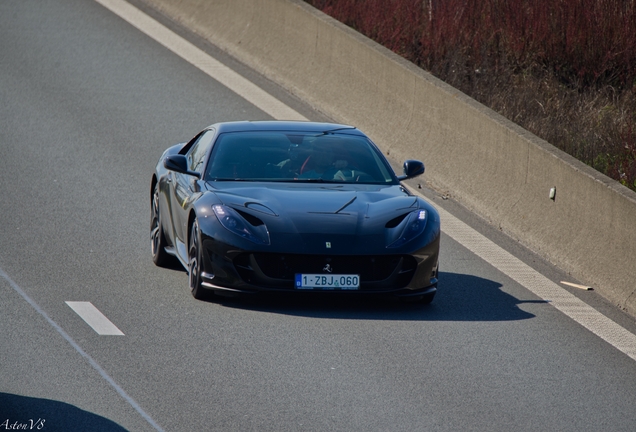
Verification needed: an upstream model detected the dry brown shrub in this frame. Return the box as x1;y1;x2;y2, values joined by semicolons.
306;0;636;190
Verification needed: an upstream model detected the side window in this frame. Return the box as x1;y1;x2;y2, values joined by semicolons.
187;129;215;172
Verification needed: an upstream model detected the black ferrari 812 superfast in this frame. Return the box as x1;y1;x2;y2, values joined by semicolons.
150;121;440;303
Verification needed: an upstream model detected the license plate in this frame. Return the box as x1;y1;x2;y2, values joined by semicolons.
295;274;360;290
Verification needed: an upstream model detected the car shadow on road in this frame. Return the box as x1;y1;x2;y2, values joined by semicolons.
0;393;128;432
214;271;546;321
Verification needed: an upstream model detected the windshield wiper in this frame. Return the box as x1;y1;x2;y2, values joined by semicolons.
294;178;326;183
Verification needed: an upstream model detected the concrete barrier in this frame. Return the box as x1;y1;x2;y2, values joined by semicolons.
142;0;636;316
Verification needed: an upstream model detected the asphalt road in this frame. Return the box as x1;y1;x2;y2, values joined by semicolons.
2;0;636;431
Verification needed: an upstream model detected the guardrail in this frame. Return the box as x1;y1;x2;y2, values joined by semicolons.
142;0;636;316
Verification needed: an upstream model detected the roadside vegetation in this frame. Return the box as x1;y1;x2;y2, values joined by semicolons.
305;0;636;191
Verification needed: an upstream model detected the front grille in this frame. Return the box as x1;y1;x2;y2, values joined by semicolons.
233;253;417;291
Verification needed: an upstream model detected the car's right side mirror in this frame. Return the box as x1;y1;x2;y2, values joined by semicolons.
397;160;425;180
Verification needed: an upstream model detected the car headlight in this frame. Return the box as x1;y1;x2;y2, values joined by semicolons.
212;204;270;245
387;209;427;248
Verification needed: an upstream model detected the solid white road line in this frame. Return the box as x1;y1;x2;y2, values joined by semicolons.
95;0;636;362
65;301;125;335
94;0;308;122
0;268;164;432
421;197;636;362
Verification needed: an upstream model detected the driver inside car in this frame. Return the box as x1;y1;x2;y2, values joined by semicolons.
298;140;353;180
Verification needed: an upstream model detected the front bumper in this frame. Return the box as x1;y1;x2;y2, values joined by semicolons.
198;235;439;297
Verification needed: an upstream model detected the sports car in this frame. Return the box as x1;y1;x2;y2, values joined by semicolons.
150;121;440;303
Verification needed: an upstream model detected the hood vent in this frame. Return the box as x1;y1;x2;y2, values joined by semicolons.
385;213;409;228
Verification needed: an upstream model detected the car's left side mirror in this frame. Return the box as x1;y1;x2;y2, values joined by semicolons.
397;160;425;180
163;154;201;178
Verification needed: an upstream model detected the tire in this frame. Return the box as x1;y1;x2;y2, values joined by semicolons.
150;183;172;267
400;291;435;305
188;220;209;300
418;291;436;305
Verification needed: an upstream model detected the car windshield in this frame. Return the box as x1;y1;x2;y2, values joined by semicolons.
205;131;396;184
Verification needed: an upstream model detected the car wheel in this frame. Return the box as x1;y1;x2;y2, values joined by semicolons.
418;291;436;305
188;220;208;300
150;183;171;267
401;291;435;305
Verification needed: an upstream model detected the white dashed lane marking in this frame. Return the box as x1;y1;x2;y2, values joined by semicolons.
1;269;162;431
66;301;125;335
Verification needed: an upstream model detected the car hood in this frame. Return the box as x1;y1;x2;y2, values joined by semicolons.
206;182;425;253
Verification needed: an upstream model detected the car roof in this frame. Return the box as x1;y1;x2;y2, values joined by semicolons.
208;120;365;136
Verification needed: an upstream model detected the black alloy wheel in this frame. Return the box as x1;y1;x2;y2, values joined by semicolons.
188;220;208;300
151;183;171;266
